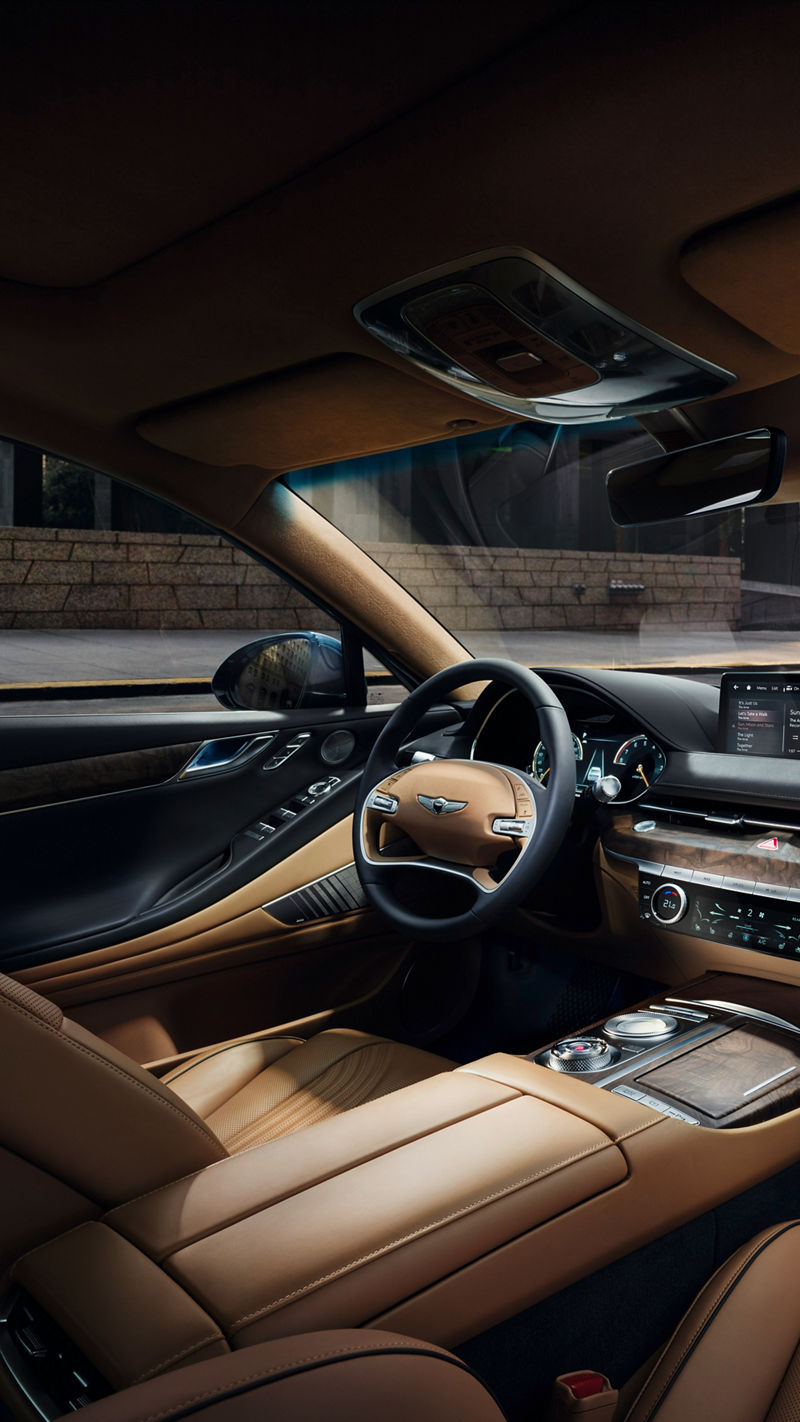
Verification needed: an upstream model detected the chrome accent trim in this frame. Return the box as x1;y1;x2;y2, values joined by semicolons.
650;882;688;925
178;733;277;779
666;998;800;1040
742;1065;795;1096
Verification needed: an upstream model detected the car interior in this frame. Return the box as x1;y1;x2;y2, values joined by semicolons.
4;2;800;1420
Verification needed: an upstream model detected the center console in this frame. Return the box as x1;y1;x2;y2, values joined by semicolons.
6;974;800;1419
533;977;800;1129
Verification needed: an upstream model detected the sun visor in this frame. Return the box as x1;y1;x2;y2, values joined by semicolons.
681;200;800;355
136;354;499;471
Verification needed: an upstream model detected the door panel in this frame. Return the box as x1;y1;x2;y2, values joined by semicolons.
3;701;461;1049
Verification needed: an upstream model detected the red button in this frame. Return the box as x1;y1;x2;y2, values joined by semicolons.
563;1372;606;1400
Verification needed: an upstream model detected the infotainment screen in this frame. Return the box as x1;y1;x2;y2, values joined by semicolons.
719;674;800;757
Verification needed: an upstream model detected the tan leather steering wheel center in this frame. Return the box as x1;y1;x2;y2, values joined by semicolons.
365;759;534;868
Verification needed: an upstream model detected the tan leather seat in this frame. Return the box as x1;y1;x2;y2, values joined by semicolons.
0;972;451;1211
160;1027;453;1153
68;1221;800;1422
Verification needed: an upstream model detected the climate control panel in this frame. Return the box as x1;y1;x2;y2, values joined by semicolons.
639;867;800;963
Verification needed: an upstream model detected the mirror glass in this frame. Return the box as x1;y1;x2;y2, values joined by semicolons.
212;632;346;711
606;427;785;526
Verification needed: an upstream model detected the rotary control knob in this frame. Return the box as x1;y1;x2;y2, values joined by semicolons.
604;1011;679;1044
548;1036;614;1073
650;883;688;925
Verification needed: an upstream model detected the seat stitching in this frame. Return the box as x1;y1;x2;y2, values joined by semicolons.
162;1036;304;1088
130;1334;227;1387
630;1220;800;1422
217;1042;398;1152
129;1341;475;1422
0;997;226;1159
227;1120;656;1332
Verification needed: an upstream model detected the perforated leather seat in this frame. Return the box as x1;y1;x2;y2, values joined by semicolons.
69;1221;800;1422
160;1027;454;1153
0;972;452;1212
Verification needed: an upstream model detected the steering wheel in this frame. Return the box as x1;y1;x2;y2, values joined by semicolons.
353;659;576;940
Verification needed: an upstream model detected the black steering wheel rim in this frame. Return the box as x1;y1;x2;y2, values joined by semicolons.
353;658;576;941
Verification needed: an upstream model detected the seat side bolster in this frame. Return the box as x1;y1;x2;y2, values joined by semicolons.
625;1221;800;1422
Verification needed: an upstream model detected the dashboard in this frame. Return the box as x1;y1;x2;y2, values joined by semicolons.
471;682;669;804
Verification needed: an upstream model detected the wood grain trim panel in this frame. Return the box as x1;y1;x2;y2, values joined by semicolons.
637;1025;800;1124
596;841;800;989
0;742;199;813
604;812;800;889
597;845;800;988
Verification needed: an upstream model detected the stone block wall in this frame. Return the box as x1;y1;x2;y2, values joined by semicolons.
0;527;740;632
371;544;741;632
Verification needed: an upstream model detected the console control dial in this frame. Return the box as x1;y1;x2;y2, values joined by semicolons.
651;883;688;925
604;1011;679;1044
549;1036;614;1073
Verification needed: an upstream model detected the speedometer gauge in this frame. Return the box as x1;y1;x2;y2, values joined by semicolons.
532;733;583;782
613;734;666;791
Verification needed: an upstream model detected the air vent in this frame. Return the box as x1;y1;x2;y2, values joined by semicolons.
355;247;734;425
640;793;800;837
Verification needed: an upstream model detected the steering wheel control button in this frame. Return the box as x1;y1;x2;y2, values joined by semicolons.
492;816;533;837
367;790;398;813
651;883;689;924
549;1037;614;1072
604;1011;679;1044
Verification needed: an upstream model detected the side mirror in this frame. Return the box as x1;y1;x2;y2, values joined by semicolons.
212;632;347;711
606;427;786;526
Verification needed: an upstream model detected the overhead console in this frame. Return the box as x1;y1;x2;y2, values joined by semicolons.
355;247;735;424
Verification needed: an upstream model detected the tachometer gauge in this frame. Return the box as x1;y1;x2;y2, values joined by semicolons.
613;734;666;793
532;733;583;782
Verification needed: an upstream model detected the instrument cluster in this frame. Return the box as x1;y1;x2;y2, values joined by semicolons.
472;684;668;804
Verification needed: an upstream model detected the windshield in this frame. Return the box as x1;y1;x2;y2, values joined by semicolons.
284;418;798;673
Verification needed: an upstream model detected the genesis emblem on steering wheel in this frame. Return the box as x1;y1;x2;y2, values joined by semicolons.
417;794;467;815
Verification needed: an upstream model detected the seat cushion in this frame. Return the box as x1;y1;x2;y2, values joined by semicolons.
625;1220;800;1422
163;1029;453;1152
73;1329;505;1422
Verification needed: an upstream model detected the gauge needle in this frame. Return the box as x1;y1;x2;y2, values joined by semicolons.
540;767;550;782
636;763;650;787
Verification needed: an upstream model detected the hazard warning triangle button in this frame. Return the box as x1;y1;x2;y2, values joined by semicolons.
757;836;780;850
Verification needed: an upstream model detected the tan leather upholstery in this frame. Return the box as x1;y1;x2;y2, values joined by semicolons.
624;1221;800;1422
68;1224;800;1422
0;970;450;1216
75;1331;504;1422
0;972;225;1208
162;1028;453;1151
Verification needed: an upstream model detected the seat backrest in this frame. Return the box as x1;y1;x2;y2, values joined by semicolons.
0;973;226;1213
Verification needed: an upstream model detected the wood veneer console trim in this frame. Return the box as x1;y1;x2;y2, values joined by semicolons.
604;812;800;890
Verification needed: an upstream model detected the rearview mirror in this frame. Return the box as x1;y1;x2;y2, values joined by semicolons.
212;632;347;711
606;427;786;526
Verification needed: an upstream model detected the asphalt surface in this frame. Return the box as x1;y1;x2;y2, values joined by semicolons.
2;626;800;714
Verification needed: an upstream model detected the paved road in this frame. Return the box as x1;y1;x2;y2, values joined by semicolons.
2;626;800;714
